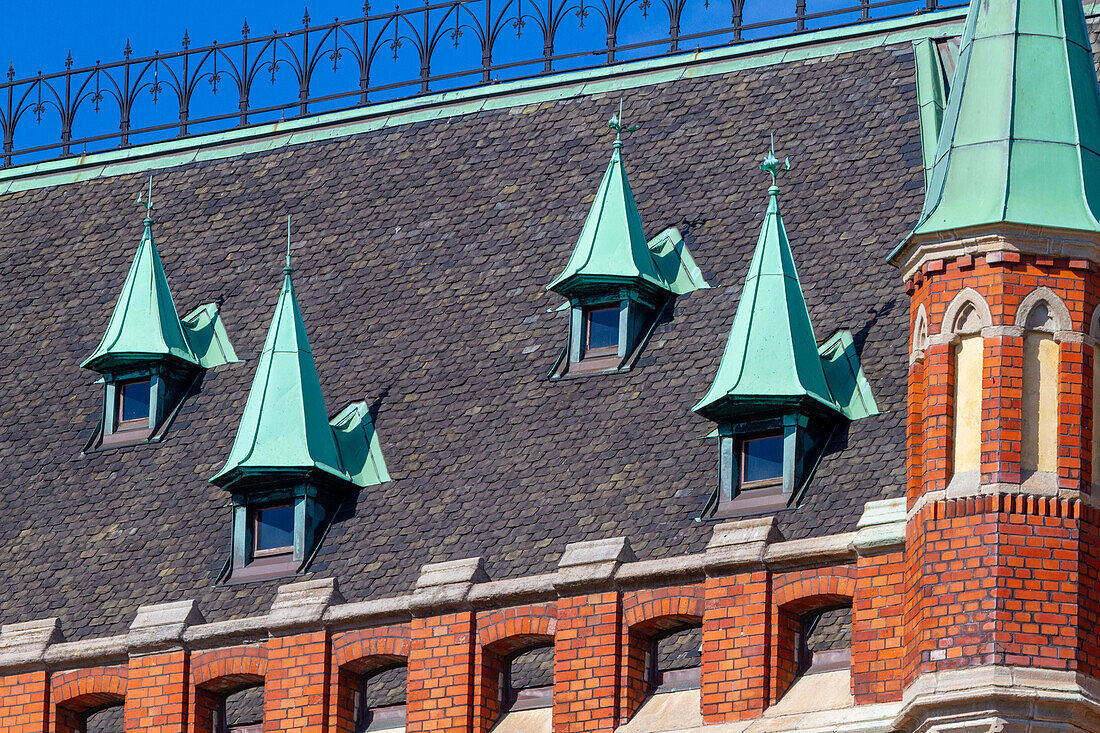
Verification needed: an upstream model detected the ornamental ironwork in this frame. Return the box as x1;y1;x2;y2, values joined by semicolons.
0;0;963;168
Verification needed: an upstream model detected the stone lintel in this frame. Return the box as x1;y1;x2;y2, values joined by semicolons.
182;616;270;650
854;497;906;557
704;516;782;574
409;557;490;614
614;554;707;589
468;573;557;609
894;666;1100;733
267;577;344;634
554;537;636;594
323;596;414;630
0;618;62;672
127;600;206;656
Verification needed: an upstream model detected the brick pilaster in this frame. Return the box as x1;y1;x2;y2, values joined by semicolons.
264;631;331;732
980;331;1023;484
405;612;476;733
701;571;769;722
124;651;189;732
852;549;905;703
552;592;622;733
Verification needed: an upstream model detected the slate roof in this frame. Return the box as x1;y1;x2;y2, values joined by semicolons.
0;38;920;639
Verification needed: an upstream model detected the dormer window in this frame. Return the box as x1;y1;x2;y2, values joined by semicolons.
545;111;709;379
694;151;878;519
116;378;152;430
82;186;238;451
212;234;390;584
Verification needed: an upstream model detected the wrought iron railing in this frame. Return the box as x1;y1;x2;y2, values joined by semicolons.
0;0;965;168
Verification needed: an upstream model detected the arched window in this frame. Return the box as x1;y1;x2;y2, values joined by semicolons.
799;605;852;675
217;685;264;733
913;304;929;358
355;664;407;731
942;290;991;477
503;644;554;712
649;625;702;692
1015;290;1068;476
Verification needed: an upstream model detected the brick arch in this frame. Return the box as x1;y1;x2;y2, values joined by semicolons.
623;587;705;635
52;666;128;733
334;627;411;675
774;568;856;613
190;646;268;692
477;606;557;656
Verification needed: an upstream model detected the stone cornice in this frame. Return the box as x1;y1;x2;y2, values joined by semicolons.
0;498;905;675
893;223;1100;281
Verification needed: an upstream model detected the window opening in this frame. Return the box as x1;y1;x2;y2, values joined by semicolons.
650;626;702;693
252;504;294;557
84;704;124;733
798;606;852;675
355;666;407;731
584;306;619;356
505;645;554;712
741;434;784;488
115;378;151;430
215;685;264;733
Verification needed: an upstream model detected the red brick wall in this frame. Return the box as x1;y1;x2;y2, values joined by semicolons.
406;612;475;733
189;645;267;733
906;495;1082;681
0;671;49;733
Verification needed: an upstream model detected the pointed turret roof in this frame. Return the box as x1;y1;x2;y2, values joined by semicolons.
694;153;840;421
909;0;1100;240
547;110;670;298
211;249;346;489
82;216;200;372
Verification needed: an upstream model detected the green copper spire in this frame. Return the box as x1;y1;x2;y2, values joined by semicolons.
211;219;348;488
82;179;199;372
694;147;841;421
909;0;1100;239
547;103;670;298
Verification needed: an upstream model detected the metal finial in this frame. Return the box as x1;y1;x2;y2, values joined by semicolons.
607;98;639;148
182;30;190;50
65;51;73;70
242;19;250;38
760;133;791;188
7;64;13;82
284;215;294;273
136;175;155;219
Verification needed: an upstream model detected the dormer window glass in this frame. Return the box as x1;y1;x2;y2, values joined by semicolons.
253;504;294;557
116;378;152;429
741;434;783;488
584;306;620;356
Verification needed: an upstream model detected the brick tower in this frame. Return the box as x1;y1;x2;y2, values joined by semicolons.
889;0;1100;729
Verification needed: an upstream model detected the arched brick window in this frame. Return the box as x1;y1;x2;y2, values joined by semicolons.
477;634;555;730
620;587;705;723
190;646;268;733
771;570;855;704
51;666;127;733
332;629;411;733
942;288;992;479
1015;289;1070;478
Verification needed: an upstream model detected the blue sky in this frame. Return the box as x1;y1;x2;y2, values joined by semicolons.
1;0;947;165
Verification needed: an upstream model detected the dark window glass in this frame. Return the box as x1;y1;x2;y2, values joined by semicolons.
118;379;151;425
585;307;619;351
357;666;407;731
255;504;294;553
742;434;783;484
